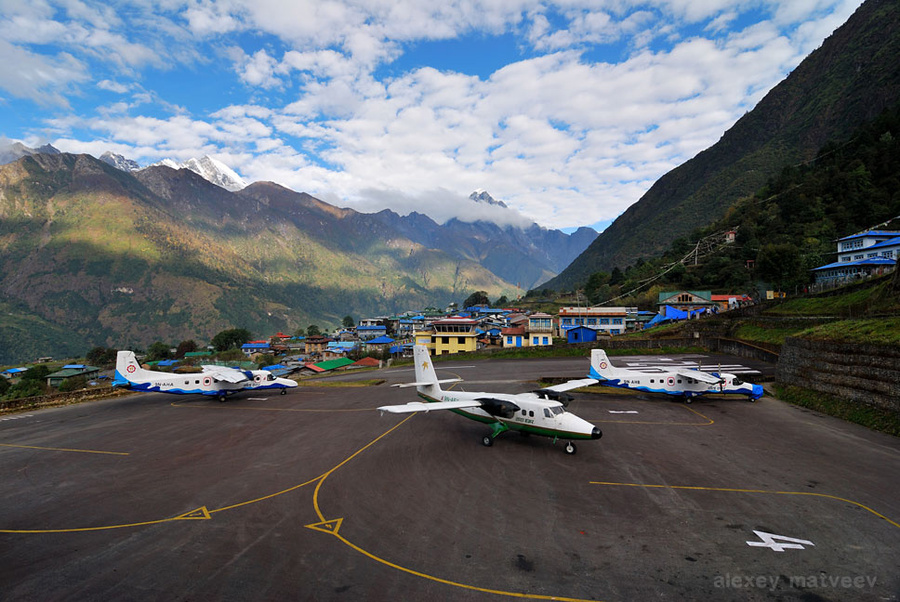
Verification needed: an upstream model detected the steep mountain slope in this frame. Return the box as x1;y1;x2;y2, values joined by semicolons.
545;0;900;290
0;154;513;361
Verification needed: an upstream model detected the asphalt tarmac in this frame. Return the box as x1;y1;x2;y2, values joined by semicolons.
1;352;898;601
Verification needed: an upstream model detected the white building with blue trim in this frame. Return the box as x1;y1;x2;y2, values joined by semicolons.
812;230;899;286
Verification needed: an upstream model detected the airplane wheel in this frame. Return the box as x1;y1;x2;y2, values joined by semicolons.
684;398;692;404
280;389;287;395
565;442;577;455
482;435;493;447
218;396;226;403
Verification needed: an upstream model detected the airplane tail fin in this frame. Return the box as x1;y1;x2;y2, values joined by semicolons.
113;350;145;387
414;344;440;391
589;349;618;381
392;345;461;392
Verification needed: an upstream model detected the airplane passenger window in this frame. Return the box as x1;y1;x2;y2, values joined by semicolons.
529;411;534;417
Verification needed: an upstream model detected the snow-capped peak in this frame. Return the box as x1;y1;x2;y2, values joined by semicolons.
145;155;247;191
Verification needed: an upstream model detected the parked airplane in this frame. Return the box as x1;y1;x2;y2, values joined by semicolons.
378;345;601;454
588;349;763;402
113;350;297;401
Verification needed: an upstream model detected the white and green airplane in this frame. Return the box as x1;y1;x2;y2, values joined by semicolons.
378;345;602;455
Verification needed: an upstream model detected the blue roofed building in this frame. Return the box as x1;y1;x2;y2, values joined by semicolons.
811;230;899;288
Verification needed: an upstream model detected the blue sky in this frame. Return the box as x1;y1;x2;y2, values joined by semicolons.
0;0;864;232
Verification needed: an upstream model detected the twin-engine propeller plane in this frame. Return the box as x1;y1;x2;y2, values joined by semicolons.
113;350;297;401
378;345;601;454
589;349;763;402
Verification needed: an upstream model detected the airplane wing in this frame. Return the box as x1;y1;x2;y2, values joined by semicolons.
378;400;482;414
201;366;249;384
541;378;599;392
673;369;723;385
391;378;463;389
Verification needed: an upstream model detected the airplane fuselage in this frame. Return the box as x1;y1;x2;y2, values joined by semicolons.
417;387;601;441
590;364;763;400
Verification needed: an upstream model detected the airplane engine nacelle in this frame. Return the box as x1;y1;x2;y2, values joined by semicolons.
477;398;520;419
533;389;574;406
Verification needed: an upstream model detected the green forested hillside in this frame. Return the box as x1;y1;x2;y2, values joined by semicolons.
558;102;900;307
0;154;514;363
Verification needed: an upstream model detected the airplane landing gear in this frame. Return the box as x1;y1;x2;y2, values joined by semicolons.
565;442;577;455
482;435;493;447
280;389;287;395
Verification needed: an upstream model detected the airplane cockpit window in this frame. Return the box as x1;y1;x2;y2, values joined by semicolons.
733;377;743;385
550;406;564;416
267;373;275;381
544;408;552;418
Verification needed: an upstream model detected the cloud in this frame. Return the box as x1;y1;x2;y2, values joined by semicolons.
6;0;865;232
0;39;87;107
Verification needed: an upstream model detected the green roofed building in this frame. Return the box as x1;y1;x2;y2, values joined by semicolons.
46;364;101;388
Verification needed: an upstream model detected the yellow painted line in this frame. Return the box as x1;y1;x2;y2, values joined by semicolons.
0;414;414;533
589;481;900;530
307;414;604;602
327;528;602;602
0;443;130;456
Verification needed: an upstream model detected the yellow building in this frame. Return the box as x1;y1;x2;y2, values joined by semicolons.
418;317;479;355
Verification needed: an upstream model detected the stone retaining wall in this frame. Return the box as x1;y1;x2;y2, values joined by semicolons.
776;338;900;412
0;386;130;413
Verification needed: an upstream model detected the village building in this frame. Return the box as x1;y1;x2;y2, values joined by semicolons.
558;306;630;336
811;230;899;287
46;364;100;388
416;316;479;355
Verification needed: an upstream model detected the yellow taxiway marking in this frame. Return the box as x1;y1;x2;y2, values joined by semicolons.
0;443;130;456
306;414;604;602
2;411;604;600
590;481;900;529
0;416;411;533
175;507;211;520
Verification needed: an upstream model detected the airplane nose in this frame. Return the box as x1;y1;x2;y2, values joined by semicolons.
591;426;602;439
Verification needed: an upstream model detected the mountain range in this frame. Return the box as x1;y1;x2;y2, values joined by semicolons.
0;149;595;362
544;0;900;290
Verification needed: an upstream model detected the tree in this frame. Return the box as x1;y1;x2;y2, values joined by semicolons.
210;328;252;352
342;315;356;328
58;375;87;392
756;243;804;291
493;295;509;307
462;291;490;308
86;346;118;367
146;341;172;362
610;267;624;286
306;324;322;337
584;272;611;304
175;340;198;359
21;365;50;381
